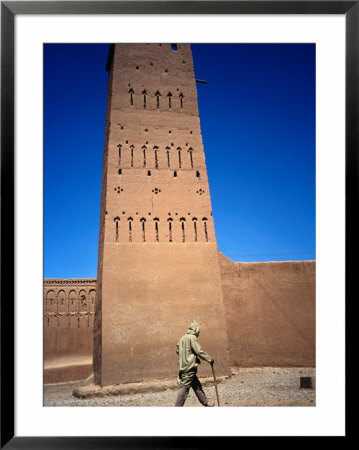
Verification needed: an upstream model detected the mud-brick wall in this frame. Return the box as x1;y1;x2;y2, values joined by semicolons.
43;279;96;382
219;254;315;367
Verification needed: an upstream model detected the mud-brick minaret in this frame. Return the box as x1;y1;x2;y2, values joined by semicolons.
94;44;231;386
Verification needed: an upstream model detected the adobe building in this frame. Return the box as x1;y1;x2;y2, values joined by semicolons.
43;44;315;385
93;43;231;386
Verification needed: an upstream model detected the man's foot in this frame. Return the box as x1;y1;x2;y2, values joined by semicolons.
203;402;215;407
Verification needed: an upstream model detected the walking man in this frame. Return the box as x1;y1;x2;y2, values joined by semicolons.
175;320;215;407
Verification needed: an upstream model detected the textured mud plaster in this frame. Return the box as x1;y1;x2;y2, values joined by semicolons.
43;255;316;383
93;44;231;386
219;254;316;367
43;279;96;383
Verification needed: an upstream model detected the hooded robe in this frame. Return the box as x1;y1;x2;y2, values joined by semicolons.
176;321;212;387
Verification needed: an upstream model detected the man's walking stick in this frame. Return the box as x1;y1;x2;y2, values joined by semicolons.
211;362;220;407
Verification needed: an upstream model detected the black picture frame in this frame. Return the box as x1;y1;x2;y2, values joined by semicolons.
1;1;353;447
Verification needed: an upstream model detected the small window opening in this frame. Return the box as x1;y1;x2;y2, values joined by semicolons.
154;219;159;242
179;93;184;109
128;218;133;243
171;44;177;51
118;169;122;175
193;218;198;242
141;218;146;242
115;221;119;242
180;218;186;242
129;88;134;106
177;147;182;168
167;92;172;109
196;171;200;178
155;91;161;109
130;145;134;167
173;171;177;177
188;148;193;168
202;218;208;242
168;218;173;242
166;147;171;167
147;170;151;176
118;144;122;165
154;147;159;169
142;90;147;108
142;145;147;167
114;217;120;243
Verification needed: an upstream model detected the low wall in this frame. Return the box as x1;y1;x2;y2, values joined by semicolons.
219;254;315;367
43;279;96;383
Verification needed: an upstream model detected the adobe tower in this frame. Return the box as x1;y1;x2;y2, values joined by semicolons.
94;44;231;386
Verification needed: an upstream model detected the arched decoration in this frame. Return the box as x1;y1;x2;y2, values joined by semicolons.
129;88;134;106
57;289;66;305
68;289;77;306
89;289;96;307
56;290;67;327
78;290;87;311
78;289;87;328
67;289;77;326
155;90;161;109
68;289;77;324
46;289;55;308
45;290;55;325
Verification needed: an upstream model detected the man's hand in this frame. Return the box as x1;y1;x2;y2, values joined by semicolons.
210;359;214;365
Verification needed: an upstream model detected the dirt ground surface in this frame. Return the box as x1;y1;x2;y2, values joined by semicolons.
44;367;315;407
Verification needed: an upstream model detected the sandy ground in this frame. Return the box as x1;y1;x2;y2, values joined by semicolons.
44;367;315;407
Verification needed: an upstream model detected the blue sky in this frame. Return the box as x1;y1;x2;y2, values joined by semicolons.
44;43;315;278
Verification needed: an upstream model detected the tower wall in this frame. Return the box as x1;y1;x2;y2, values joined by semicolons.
94;44;231;386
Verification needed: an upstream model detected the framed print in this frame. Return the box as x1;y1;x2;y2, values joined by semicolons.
1;1;354;447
